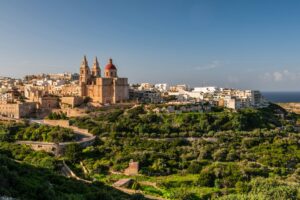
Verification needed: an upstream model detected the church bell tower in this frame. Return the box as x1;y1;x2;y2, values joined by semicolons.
79;55;91;85
91;56;101;78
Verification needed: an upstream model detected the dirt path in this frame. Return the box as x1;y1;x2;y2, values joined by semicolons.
62;161;167;200
113;186;166;200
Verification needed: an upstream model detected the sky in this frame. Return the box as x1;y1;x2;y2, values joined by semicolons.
1;0;300;91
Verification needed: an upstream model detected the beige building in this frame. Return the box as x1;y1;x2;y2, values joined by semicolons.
0;102;36;119
24;85;46;102
124;160;139;176
61;96;84;108
38;96;59;109
60;84;82;96
79;56;129;104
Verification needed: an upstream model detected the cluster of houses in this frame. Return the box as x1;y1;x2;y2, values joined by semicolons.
129;83;269;110
0;73;83;119
151;103;212;114
0;56;130;119
0;67;269;119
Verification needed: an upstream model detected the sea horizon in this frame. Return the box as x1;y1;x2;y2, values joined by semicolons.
262;91;300;103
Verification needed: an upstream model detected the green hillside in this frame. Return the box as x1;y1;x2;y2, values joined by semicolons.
1;104;300;199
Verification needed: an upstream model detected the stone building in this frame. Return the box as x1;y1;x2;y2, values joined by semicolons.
24;85;47;102
124;160;139;176
60;84;82;97
79;56;129;104
61;96;84;108
0;102;36;119
129;89;162;103
38;96;59;109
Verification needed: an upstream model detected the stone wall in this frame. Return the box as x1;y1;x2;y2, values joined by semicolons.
43;119;69;127
16;135;96;156
16;119;96;156
70;126;90;135
63;108;88;117
16;141;58;154
43;119;92;137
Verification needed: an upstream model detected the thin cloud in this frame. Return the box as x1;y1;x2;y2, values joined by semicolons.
227;76;239;83
194;60;220;71
262;69;300;82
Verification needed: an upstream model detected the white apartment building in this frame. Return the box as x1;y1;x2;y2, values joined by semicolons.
154;83;169;92
138;83;155;91
223;96;242;110
193;86;219;94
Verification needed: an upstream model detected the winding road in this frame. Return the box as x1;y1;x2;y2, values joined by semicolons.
15;119;97;155
4;117;166;200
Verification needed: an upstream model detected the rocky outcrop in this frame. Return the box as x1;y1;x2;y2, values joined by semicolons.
278;103;300;114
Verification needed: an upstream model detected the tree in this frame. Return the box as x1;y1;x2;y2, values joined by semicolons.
64;143;81;163
151;158;166;174
212;148;228;161
187;161;202;174
197;170;215;187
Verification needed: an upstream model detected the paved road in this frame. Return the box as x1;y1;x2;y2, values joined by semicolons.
29;119;96;145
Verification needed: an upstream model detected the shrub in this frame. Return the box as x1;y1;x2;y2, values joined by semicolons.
197;170;215;187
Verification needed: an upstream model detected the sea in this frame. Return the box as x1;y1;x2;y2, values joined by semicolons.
262;92;300;103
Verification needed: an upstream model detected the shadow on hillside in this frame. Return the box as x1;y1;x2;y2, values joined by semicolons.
0;154;148;200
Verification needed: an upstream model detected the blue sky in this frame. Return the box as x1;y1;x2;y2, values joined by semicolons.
1;0;300;91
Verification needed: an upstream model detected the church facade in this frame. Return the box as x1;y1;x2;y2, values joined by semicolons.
79;56;129;104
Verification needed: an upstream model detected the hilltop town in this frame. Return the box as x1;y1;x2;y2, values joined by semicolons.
1;57;300;200
3;0;300;199
0;56;269;119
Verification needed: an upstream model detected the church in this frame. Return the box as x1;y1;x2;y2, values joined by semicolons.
79;56;129;104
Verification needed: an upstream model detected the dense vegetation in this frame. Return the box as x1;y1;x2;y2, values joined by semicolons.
0;142;57;169
0;122;76;143
70;104;291;137
0;127;145;200
0;156;132;200
47;111;68;120
65;104;300;199
1;104;300;199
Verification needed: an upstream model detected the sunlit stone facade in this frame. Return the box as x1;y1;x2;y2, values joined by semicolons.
79;56;129;104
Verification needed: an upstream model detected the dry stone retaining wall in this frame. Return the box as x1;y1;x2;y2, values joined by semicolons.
16;120;96;156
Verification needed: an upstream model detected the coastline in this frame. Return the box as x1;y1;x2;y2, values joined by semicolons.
262;91;300;103
276;102;300;114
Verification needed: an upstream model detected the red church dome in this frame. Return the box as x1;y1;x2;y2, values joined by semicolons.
105;58;117;70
